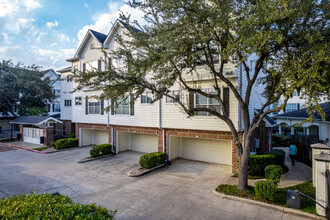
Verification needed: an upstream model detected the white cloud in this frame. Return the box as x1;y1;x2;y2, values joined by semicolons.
84;2;88;8
77;2;146;44
46;21;58;28
23;0;41;11
0;0;41;17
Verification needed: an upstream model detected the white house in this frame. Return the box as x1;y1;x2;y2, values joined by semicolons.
61;19;274;173
42;69;61;116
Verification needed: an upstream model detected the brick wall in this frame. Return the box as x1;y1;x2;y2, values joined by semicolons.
252;121;271;153
75;123;112;146
19;124;24;141
43;126;53;146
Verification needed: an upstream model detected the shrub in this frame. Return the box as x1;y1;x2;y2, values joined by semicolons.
90;144;113;158
266;149;285;166
247;154;277;176
293;141;311;166
272;134;290;147
54;138;78;150
51;141;56;148
255;180;277;201
265;165;283;185
139;152;166;169
0;192;116;219
67;133;75;138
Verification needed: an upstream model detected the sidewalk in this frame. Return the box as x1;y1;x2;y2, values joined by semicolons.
0;141;46;154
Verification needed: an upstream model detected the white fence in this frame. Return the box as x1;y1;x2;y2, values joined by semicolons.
23;127;43;144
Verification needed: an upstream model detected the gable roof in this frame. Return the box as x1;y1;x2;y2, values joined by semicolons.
273;102;330;122
90;30;107;43
104;19;141;45
10;116;62;125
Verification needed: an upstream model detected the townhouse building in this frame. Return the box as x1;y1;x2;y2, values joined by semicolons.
61;20;274;172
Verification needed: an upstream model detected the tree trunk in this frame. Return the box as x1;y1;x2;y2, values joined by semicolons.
237;134;252;191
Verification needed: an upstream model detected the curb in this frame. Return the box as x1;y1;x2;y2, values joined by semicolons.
0;142;47;154
212;189;325;220
77;154;115;163
127;163;166;177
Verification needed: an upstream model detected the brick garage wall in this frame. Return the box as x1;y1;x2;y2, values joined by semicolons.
75;123;112;146
164;128;242;173
252;120;271;153
61;120;75;136
112;125;161;153
43;126;53;146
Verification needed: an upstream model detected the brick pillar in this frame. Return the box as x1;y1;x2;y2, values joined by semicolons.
43;126;53;146
19;124;24;141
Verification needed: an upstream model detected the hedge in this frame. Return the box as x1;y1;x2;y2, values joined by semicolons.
255;180;277;201
67;133;76;138
247;154;277;176
266;149;285;166
90;144;113;158
139;152;166;169
265;165;283;185
0;192;116;219
272;134;290;147
53;138;78;150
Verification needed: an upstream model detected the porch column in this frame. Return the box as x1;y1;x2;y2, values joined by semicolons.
290;126;295;135
307;127;310;135
278;125;282;135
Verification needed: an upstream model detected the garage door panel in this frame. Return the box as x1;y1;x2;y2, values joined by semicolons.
94;130;109;145
131;134;158;153
118;132;129;152
181;138;231;165
81;129;93;146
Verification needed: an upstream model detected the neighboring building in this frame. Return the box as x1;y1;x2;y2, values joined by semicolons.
273;102;330;146
42;69;61;116
62;19;274;173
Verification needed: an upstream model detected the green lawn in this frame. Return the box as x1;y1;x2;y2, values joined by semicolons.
216;180;316;215
32;146;51;151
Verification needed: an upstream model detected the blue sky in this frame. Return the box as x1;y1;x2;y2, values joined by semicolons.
0;0;144;70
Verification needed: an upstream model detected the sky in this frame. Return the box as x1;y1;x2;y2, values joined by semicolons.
0;0;145;71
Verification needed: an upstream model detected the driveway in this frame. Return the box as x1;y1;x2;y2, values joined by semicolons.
0;147;310;220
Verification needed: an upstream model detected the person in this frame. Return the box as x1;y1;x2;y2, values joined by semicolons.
288;142;297;166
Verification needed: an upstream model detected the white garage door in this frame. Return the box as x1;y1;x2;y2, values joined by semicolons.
131;134;158;153
94;130;109;145
81;129;92;146
118;132;129;152
181;137;232;165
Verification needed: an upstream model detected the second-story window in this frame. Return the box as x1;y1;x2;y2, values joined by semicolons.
165;90;181;103
54;104;61;112
88;98;101;114
64;100;72;107
141;91;153;104
195;89;220;116
115;98;130;115
75;97;82;105
285;103;300;113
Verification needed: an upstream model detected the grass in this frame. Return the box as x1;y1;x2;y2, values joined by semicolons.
32;146;51;151
216;180;316;215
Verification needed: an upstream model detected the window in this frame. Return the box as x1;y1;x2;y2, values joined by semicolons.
88;97;101;114
54;104;61;112
64;100;72;107
75;97;82;105
285;103;300;113
166;90;181;103
141;91;153;104
293;90;300;96
195;89;220;116
115;98;130;115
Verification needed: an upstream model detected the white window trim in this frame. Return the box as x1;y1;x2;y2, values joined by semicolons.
165;90;181;104
140;91;154;105
75;97;82;106
194;88;221;117
114;97;131;115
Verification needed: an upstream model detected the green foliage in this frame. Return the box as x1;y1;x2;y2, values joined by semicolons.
90;144;113;158
255;180;277;202
67;133;76;138
272;134;290;147
32;146;51;151
216;185;255;199
266;149;286;166
0;192;116;219
265;165;283;185
247;154;277;176
51;141;56;148
54;138;78;150
0;59;54;117
139;152;166;169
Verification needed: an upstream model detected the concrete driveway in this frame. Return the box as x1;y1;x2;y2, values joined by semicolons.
0;147;310;220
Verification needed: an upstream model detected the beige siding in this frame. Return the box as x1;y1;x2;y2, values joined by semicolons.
181;137;232;165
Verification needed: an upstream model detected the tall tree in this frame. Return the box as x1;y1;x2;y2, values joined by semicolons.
0;59;54;118
73;0;329;190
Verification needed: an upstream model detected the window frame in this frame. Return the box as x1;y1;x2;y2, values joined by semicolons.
165;90;181;104
140;91;153;104
195;89;221;117
114;97;130;115
75;97;82;106
88;97;101;114
64;99;72;107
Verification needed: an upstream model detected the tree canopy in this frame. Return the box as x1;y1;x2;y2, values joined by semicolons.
0;59;54;117
73;0;329;190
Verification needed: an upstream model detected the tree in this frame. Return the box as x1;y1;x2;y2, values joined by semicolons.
73;0;329;190
0;59;54;118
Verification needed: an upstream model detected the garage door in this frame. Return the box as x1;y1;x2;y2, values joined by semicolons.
81;129;92;146
94;130;109;145
131;134;158;153
181;137;232;165
118;132;129;152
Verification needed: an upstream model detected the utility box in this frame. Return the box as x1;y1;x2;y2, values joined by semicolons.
286;190;301;209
